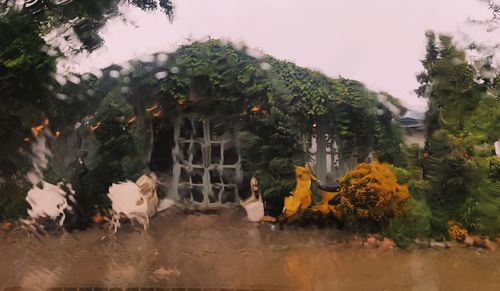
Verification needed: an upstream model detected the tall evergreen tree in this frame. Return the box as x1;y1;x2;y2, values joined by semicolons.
416;32;500;236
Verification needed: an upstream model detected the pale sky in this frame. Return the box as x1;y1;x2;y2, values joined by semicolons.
73;0;497;112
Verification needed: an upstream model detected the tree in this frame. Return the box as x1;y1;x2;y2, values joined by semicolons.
0;1;175;220
0;12;59;175
416;32;500;237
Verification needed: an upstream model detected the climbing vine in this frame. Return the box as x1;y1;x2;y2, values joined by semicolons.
52;40;406;216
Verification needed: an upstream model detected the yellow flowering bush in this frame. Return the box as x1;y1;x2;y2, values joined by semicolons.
448;221;469;241
337;162;410;230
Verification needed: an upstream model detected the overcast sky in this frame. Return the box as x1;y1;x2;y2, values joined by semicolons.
74;0;497;112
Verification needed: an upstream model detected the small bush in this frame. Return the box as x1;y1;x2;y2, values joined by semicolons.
0;176;29;220
337;162;410;231
384;197;433;247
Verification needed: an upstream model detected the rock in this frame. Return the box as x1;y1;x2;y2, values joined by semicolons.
380;237;395;250
157;198;175;212
464;235;475;247
0;221;14;232
445;240;460;249
364;236;379;248
473;236;487;248
414;239;430;248
261;215;277;223
430;241;447;248
351;235;364;246
153;266;181;281
484;238;497;251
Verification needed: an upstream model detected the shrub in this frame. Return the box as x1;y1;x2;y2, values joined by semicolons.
384;197;433;247
0;176;30;220
337;161;410;231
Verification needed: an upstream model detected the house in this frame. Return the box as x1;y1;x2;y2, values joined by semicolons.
77;40;407;208
399;110;425;147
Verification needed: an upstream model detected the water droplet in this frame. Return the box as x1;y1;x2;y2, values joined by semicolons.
68;75;80;84
156;53;168;63
81;73;92;81
109;70;120;78
155;71;168;79
246;47;265;59
260;62;271;70
56;93;68;100
24;0;39;8
170;66;180;74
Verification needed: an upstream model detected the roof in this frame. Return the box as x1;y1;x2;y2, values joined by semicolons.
402;110;425;120
399;110;424;129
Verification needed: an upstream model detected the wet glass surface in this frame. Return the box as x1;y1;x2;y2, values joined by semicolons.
209;168;222;184
191;142;203;165
221;168;237;185
190;186;204;203
179;118;193;139
221;185;237;203
1;1;500;290
1;208;499;290
223;142;239;165
210;119;226;141
210;144;221;164
189;167;204;184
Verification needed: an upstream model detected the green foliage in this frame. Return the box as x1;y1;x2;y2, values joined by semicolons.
0;1;174;220
0;12;73;219
82;40;403;202
0;174;30;221
414;32;500;239
472;181;500;235
0;12;58;174
489;156;500;181
417;33;486;135
374;110;406;166
73;92;148;214
389;165;412;184
146;41;307;200
0;33;406;220
265;57;404;160
384;197;433;247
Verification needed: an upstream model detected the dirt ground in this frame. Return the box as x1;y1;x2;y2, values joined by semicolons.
1;207;499;291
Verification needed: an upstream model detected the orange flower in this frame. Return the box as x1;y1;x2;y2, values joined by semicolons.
90;122;101;132
127;116;137;124
92;213;104;224
153;109;164;118
251;105;261;113
145;102;159;112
